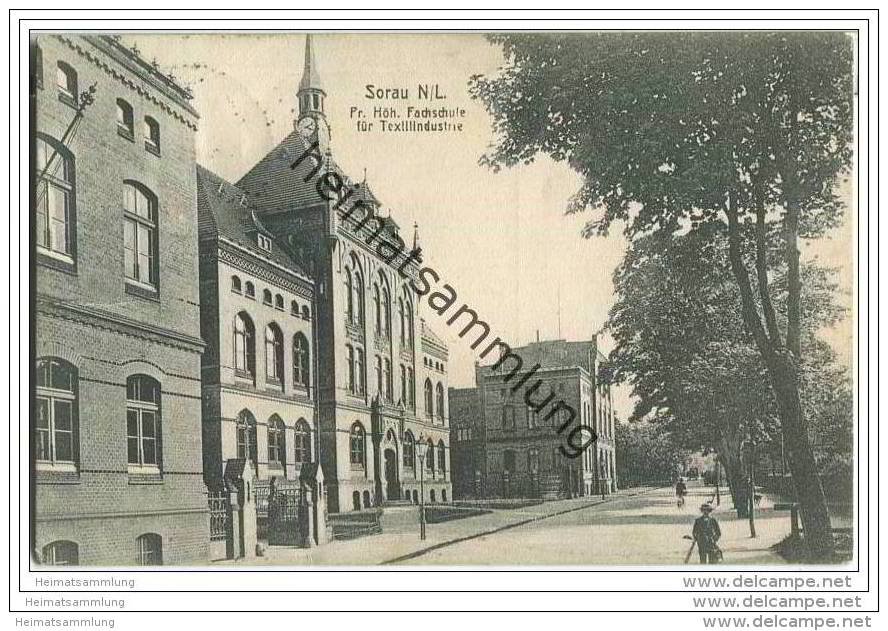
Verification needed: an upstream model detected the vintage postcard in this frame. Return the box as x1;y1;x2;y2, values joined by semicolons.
29;30;858;571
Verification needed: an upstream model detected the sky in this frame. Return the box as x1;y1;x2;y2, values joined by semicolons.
123;33;854;416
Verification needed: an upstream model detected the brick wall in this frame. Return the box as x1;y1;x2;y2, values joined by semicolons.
33;35;207;565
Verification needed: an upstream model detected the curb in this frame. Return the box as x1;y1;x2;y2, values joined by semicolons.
380;487;661;565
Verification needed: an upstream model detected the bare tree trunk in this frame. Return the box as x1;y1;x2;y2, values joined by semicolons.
767;348;835;559
724;194;835;559
718;438;747;518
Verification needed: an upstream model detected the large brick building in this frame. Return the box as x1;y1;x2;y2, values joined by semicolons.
206;35;452;514
195;164;318;487
449;338;617;500
32;35;208;565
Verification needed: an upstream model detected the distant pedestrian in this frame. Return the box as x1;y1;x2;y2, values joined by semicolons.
675;478;687;508
692;502;722;564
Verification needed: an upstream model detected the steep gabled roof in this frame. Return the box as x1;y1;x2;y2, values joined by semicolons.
235;131;346;214
420;319;447;352
196;164;310;279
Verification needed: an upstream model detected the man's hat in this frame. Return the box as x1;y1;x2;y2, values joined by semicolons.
700;503;714;512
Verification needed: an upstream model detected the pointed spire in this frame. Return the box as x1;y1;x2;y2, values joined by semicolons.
413;221;420;250
299;34;324;94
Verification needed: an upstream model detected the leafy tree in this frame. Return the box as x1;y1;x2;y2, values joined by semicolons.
471;32;853;558
614;420;690;488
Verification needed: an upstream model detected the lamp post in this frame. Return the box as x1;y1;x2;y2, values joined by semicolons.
416;434;427;541
741;437;757;538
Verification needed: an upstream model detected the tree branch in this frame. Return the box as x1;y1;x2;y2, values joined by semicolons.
755;206;783;346
785;198;802;356
724;193;775;361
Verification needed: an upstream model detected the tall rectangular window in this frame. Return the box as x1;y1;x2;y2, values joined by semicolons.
35;358;77;468
123;184;158;289
35;137;74;259
126;375;161;471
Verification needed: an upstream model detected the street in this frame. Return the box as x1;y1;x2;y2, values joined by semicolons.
255;481;789;566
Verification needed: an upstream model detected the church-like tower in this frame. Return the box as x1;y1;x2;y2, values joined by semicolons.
237;35;452;516
295;34;331;151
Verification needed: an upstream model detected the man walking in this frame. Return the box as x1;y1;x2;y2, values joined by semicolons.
692;502;722;564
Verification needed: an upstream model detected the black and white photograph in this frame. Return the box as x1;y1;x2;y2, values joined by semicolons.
10;9;878;627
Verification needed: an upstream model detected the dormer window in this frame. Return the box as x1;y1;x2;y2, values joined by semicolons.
258;234;272;252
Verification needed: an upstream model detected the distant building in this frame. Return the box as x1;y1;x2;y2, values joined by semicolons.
449;337;617;500
449;387;483;499
33;35;207;565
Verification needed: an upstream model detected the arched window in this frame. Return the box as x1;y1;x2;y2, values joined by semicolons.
275;294;284;310
35;135;76;258
408;367;415;407
301;305;310;320
373;283;381;335
436;383;445;421
292;333;310;388
236;410;258;468
403;431;415;469
346;345;355;393
350;423;365;467
56;61;77;103
233;312;255;377
426;439;435;472
262;289;272;305
42;540;78;566
244;281;255;299
265;323;283;384
290;300;299;316
123;182;158;289
374;355;382;394
430;489;436;503
355;347;365;394
267;415;286;468
502;406;516;431
437;440;446;474
35;358;78;467
231;275;242;293
116;98;134;138
344;268;354;322
293;419;311;464
424;379;434;418
352;491;361;511
384;358;393;402
352;267;364;326
136;533;162;566
404;294;415;349
143;116;160;153
126;375;162;470
398;298;405;346
399;364;406;405
382;285;392;339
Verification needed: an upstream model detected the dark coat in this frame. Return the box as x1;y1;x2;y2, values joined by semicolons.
693;514;721;551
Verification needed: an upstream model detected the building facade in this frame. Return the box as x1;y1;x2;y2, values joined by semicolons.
449;338;617;500
32;35;208;565
196;165;318;489
220;35;452;513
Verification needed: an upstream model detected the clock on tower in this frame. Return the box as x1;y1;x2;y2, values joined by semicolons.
295;35;330;151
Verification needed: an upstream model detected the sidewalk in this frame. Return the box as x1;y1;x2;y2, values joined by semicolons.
233;487;656;566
